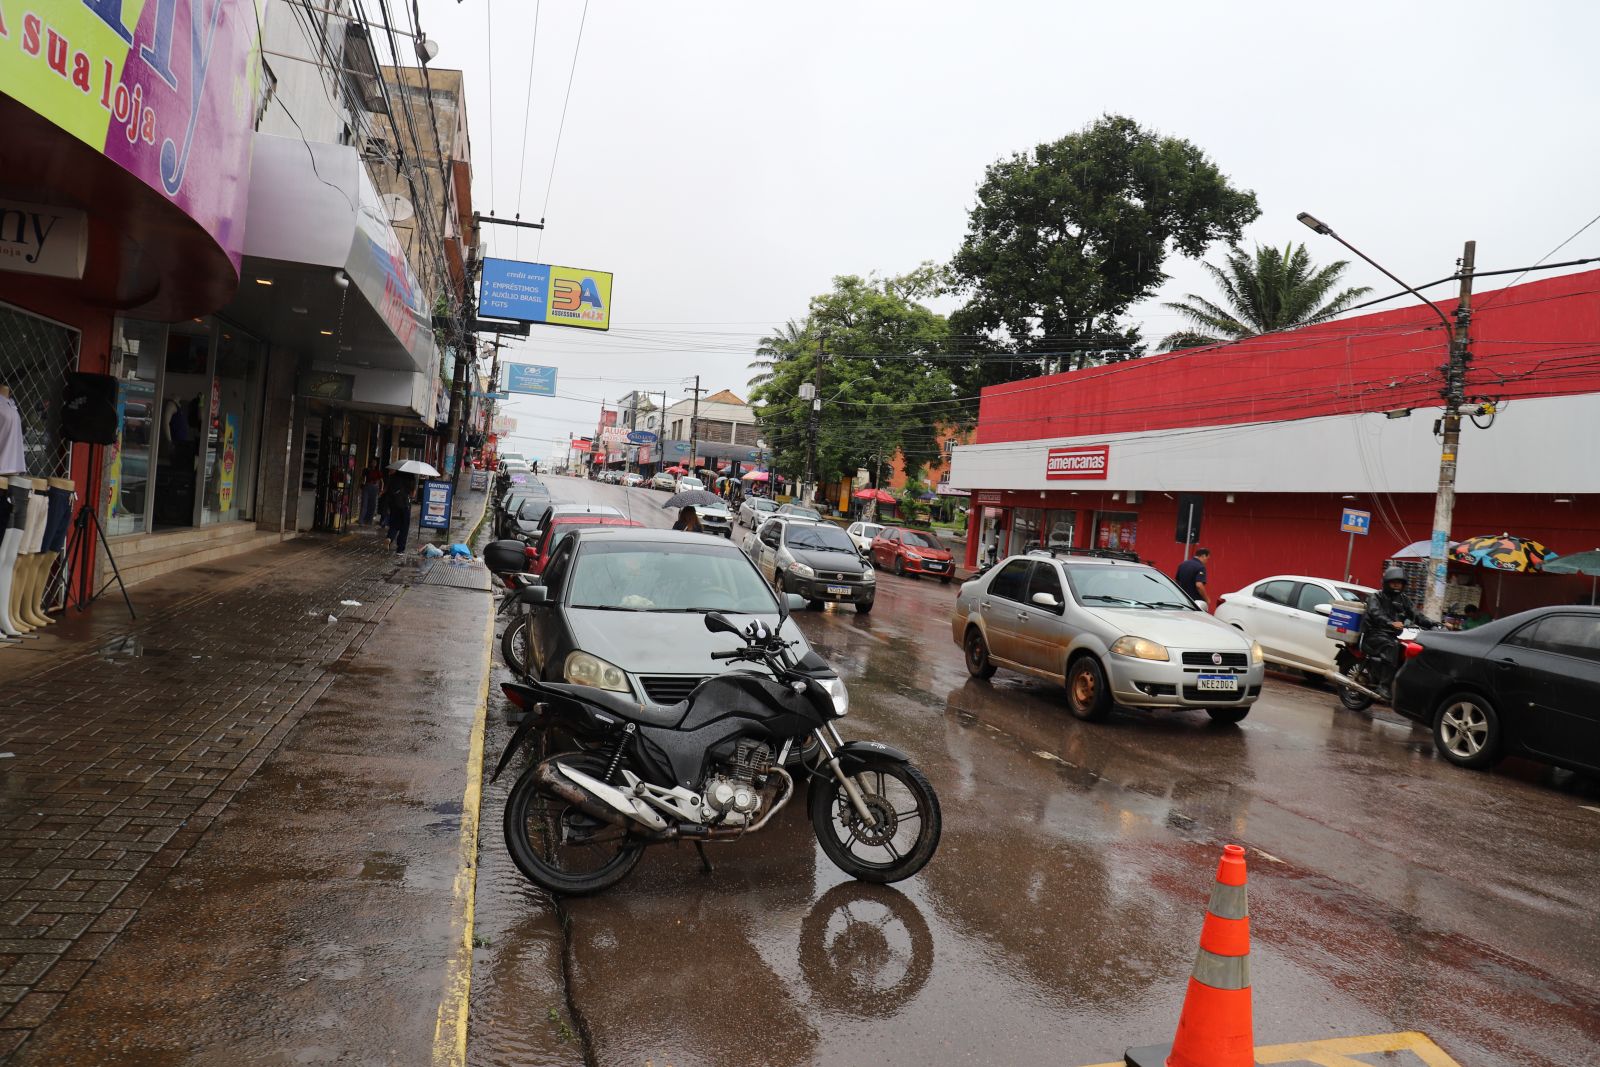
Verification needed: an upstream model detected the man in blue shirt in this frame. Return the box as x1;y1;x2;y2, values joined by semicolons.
1175;548;1211;612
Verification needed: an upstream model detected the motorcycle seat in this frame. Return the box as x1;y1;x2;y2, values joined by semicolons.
539;680;687;728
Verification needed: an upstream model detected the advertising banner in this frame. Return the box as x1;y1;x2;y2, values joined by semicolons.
0;0;264;269
505;363;557;395
219;414;238;511
419;478;453;531
479;258;613;330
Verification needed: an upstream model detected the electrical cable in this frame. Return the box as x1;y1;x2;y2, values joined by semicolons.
512;0;543;258
535;0;590;260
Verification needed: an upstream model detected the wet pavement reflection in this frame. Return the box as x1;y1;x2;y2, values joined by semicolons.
469;478;1600;1066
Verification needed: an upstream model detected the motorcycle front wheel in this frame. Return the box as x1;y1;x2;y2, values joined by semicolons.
811;759;941;884
503;754;644;896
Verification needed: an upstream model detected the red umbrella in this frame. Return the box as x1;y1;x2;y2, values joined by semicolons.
665;465;688;475
741;470;770;482
852;488;895;503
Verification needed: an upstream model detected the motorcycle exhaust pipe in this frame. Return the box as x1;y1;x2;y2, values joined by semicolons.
1329;673;1387;703
532;760;636;829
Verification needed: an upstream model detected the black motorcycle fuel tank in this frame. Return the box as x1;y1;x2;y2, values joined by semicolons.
635;671;828;789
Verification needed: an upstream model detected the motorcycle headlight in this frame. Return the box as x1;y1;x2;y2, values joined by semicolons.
788;561;815;578
564;650;631;693
1250;640;1265;664
1110;635;1170;661
820;676;849;716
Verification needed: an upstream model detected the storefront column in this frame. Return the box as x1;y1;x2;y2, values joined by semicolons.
255;348;302;536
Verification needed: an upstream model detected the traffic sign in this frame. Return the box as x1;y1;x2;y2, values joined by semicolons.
1340;508;1371;535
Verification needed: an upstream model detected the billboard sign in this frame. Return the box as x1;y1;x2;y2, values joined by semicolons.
504;363;557;396
626;430;658;445
479;258;613;330
1045;445;1109;480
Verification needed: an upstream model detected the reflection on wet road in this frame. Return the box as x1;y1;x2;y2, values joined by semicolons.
469;477;1600;1066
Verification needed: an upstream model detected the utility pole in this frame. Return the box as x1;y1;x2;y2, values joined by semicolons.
805;331;825;505
688;375;703;475
1423;241;1476;620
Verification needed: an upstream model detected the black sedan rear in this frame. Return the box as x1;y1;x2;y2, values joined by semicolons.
1393;606;1600;773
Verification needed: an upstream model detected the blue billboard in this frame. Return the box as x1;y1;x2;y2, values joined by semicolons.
479;258;613;331
505;363;557;396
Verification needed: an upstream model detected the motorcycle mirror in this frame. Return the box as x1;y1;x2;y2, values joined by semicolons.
704;612;742;637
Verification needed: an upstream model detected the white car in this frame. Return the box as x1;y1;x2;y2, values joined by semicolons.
738;496;778;528
1213;575;1375;678
845;521;883;555
621;472;644;487
675;476;706;493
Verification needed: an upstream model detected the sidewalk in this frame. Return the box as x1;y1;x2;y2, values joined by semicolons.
0;491;494;1064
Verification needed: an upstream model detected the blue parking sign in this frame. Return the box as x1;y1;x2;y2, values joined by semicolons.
1340;508;1371;535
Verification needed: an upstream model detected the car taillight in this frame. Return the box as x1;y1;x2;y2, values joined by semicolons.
1402;640;1424;660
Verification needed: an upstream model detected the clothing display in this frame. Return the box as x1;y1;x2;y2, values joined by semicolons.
0;393;23;475
23;488;47;553
42;484;71;554
6;481;26;529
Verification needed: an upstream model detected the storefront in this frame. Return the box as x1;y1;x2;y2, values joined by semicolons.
1;1;263;604
950;269;1600;615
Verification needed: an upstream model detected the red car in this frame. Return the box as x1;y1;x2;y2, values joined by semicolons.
871;526;955;582
528;514;643;575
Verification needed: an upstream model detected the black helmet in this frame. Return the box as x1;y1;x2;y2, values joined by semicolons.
1382;566;1407;584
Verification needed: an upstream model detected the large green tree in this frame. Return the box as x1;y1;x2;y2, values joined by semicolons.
1159;243;1372;349
947;114;1260;391
749;270;953;492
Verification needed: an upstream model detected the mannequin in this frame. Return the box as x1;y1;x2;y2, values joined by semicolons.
0;475;14;642
0;473;28;638
0;384;22;477
14;477;72;628
8;479;46;634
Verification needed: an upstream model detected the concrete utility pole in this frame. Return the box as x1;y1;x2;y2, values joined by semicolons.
688;375;703;475
805;331;825;505
1423;241;1476;618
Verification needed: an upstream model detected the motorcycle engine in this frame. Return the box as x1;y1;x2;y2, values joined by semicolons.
702;740;771;825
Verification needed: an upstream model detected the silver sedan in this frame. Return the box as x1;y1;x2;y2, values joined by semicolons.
951;552;1265;723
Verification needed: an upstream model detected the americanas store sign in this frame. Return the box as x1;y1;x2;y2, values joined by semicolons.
1045;445;1109;480
0;0;263;269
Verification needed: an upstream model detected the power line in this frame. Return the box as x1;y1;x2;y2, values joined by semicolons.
536;0;590;260
512;0;543;257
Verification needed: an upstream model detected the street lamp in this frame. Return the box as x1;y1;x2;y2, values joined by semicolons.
1298;211;1476;620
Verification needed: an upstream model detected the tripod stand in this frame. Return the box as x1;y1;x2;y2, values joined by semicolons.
62;443;135;620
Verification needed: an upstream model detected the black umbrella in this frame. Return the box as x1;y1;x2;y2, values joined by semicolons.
661;489;724;509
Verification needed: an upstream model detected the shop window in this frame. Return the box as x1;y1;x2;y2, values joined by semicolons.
1010;507;1041;554
0;302;78;482
1094;511;1139;551
104;317;166;537
1045;510;1077;550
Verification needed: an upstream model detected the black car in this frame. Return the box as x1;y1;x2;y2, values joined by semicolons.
1393;606;1600;773
515;527;835;711
496;485;548;539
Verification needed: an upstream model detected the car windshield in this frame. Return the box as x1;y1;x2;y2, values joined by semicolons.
781;505;821;519
753;499;777;511
901;530;943;550
786;523;856;554
567;542;779;613
699;502;729;513
860;524;882;538
1063;564;1197;610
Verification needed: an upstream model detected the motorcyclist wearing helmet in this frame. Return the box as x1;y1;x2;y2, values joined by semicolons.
1361;566;1421;692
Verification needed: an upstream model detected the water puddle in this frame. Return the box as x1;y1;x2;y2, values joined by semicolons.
97;635;169;661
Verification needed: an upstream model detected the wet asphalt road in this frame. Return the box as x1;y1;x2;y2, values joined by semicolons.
471;477;1600;1066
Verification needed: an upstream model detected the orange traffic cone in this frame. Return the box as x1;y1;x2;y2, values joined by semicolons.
1125;844;1256;1067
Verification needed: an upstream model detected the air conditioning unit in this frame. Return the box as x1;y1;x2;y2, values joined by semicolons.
1125;490;1144;505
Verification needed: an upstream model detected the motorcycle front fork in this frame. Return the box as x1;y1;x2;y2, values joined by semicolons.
812;724;879;829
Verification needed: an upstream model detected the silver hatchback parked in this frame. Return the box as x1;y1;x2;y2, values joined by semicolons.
951;552;1265;723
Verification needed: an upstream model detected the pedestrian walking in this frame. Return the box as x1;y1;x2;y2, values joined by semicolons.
1176;548;1211;611
672;506;703;533
359;460;383;525
387;475;414;554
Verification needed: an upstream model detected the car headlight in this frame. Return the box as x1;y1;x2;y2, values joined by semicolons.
1250;640;1265;664
788;561;815;578
563;650;631;693
1110;636;1170;661
860;565;875;583
905;551;922;560
820;677;849;716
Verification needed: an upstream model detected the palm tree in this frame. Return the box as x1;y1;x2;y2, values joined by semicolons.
748;319;810;389
1160;243;1371;350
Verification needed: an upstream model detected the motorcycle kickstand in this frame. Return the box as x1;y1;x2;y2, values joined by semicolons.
693;841;715;874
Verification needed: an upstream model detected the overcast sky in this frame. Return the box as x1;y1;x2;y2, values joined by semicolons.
411;0;1600;461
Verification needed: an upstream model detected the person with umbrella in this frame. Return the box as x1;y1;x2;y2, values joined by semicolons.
673;505;703;534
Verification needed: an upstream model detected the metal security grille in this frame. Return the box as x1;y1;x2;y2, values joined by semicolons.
0;301;78;480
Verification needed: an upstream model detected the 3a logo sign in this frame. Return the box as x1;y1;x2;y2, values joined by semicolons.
551;277;604;315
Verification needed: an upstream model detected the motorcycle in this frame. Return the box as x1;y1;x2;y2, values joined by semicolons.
1330;621;1432;711
490;608;943;895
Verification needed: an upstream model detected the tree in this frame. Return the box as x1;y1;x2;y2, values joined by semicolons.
749;270;954;495
947;114;1259;392
1159;243;1373;349
747;319;809;390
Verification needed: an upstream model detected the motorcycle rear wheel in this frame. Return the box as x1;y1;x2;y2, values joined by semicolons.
501;615;530;676
503;755;644;896
1338;664;1376;711
811;759;941;884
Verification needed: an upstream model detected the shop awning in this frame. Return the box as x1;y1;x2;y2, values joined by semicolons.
227;134;435;376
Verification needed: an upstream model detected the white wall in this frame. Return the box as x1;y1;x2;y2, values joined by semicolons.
258;0;362;146
949;392;1600;496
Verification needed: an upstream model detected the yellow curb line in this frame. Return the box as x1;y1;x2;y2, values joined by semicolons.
431;599;495;1066
1080;1029;1462;1067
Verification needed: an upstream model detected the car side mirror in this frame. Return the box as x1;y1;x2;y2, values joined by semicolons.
704;612;742;637
1313;602;1334;616
1031;591;1061;609
517;585;548;605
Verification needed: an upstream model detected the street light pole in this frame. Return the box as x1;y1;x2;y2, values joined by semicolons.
1298;213;1475;619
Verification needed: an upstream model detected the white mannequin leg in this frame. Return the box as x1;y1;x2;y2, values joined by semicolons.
0;527;22;637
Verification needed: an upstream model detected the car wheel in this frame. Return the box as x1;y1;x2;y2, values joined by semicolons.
1206;707;1250;725
1065;656;1111;722
963;627;997;679
1433;693;1503;769
855;599;873;615
893;557;905;577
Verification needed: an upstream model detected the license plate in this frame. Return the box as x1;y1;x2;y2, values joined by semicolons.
1197;674;1238;691
924;562;945;570
826;585;851;595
